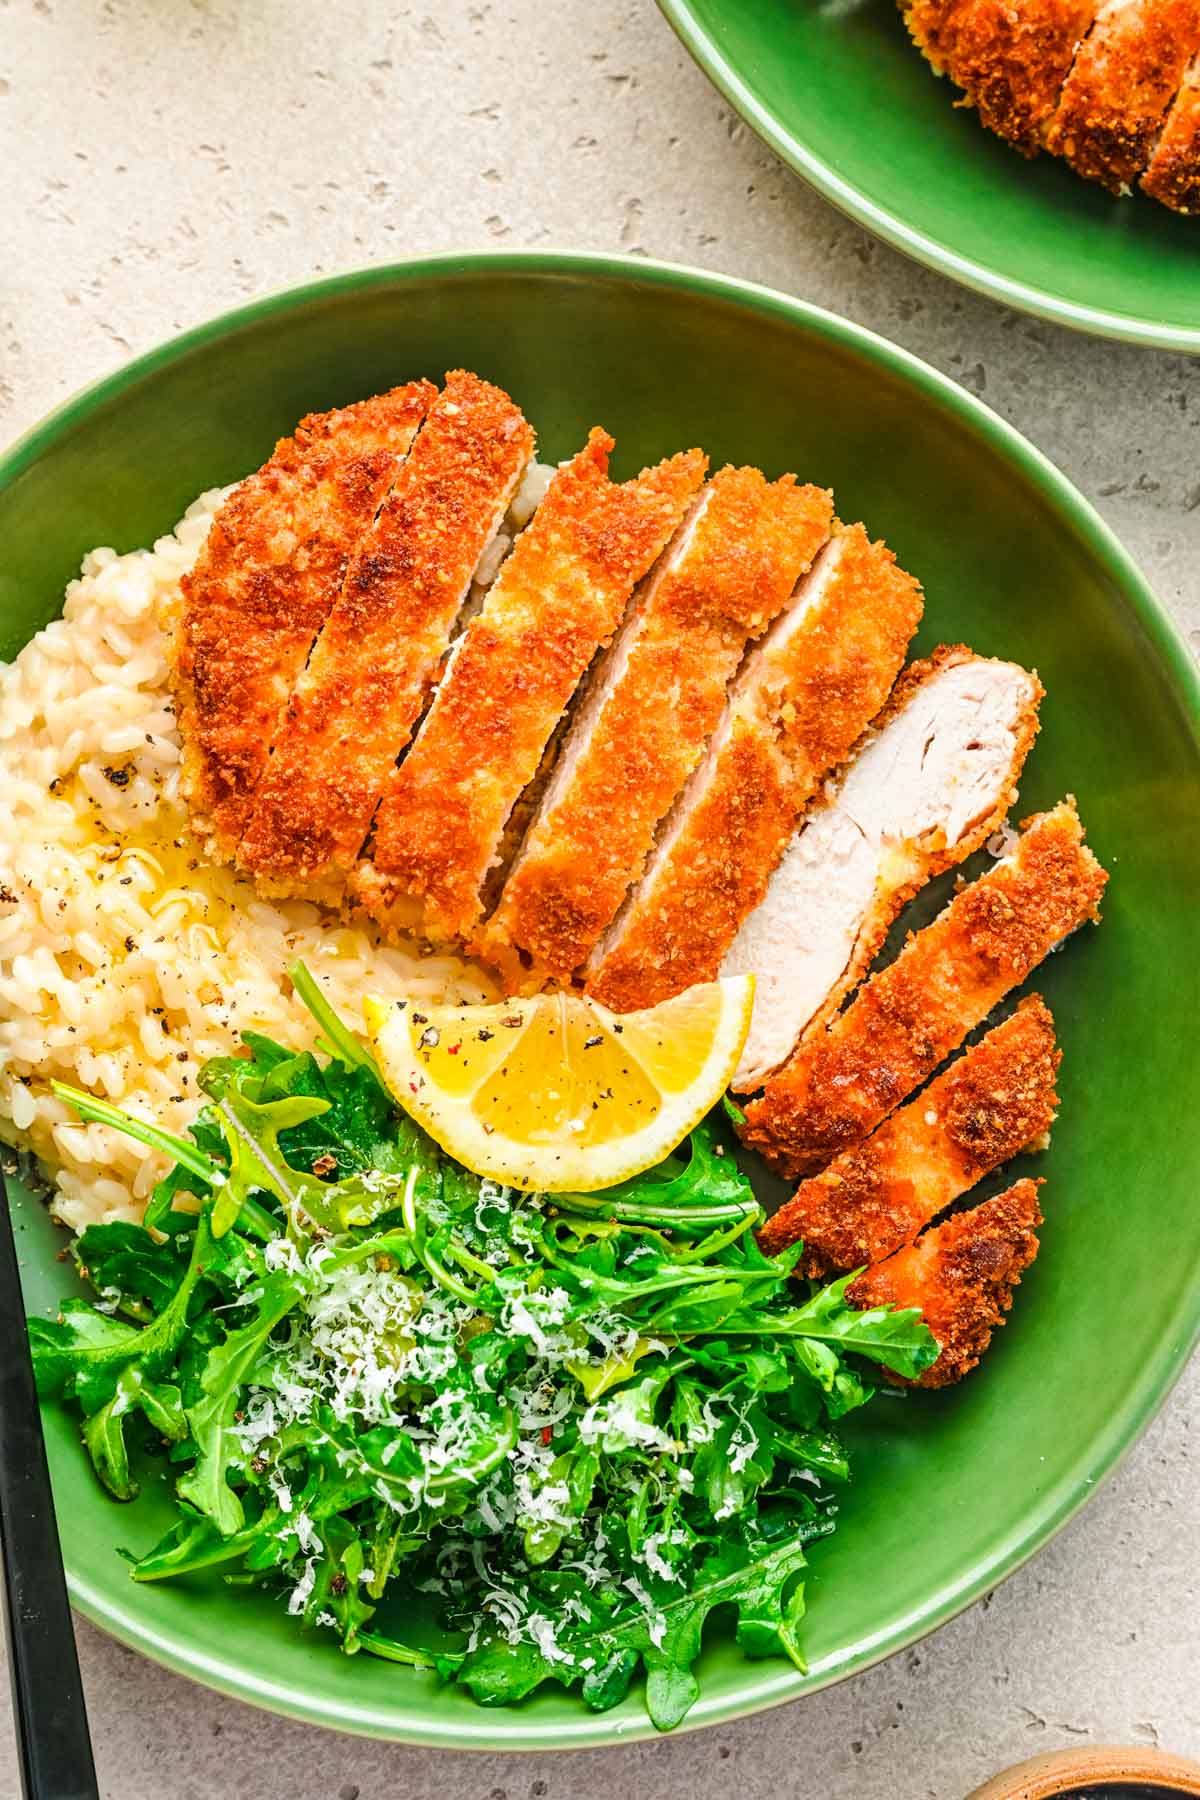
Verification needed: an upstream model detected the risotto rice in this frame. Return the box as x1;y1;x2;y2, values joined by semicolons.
0;492;488;1235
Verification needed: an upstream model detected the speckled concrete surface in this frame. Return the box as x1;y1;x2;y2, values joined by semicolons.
1;2;1198;1795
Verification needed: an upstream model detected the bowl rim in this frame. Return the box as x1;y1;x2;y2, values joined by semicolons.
4;248;1200;1749
964;1745;1200;1798
654;0;1200;355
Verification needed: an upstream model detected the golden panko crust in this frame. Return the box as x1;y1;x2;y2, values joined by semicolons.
357;430;707;946
1045;0;1200;192
236;372;533;894
1141;51;1200;209
903;0;968;71
174;382;434;858
479;469;833;986
740;800;1105;1180
902;0;1200;212
586;524;923;1012
757;994;1059;1272
948;0;1101;152
847;1179;1043;1387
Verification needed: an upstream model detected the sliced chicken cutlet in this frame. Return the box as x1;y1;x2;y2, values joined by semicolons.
1142;50;1200;208
354;431;707;947
942;0;1102;153
848;1179;1044;1387
740;799;1106;1180
902;0;967;72
725;647;1041;1095
1045;0;1200;193
585;524;922;1013
235;373;534;900
173;382;435;859
478;468;834;988
758;995;1059;1274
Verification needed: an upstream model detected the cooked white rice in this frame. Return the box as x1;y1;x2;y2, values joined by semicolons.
0;492;491;1235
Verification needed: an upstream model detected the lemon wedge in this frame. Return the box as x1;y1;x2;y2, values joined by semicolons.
364;977;755;1192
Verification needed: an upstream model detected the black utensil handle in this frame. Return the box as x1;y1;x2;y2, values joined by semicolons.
0;1172;99;1800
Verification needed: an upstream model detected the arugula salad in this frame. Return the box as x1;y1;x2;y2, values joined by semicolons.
36;966;936;1731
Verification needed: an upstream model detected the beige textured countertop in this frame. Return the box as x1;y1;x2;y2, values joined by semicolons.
1;2;1198;1794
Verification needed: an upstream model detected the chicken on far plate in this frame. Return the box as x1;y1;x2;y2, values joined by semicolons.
903;0;1200;213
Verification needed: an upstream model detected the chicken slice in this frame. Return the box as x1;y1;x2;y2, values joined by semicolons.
354;431;707;946
902;0;969;73
847;1179;1043;1388
740;799;1106;1181
1044;0;1200;193
585;524;922;1013
173;382;435;859
1142;51;1200;209
235;372;534;900
725;646;1042;1094
942;0;1102;153
757;995;1059;1274
478;468;834;988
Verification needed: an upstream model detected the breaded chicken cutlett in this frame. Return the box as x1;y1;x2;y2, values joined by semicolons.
758;995;1059;1273
938;0;1101;152
354;431;707;947
740;800;1106;1180
173;382;435;859
236;373;534;899
900;0;1200;209
848;1179;1044;1387
724;647;1041;1094
585;524;923;1013
478;469;834;988
1141;49;1200;206
903;0;964;70
1044;0;1200;193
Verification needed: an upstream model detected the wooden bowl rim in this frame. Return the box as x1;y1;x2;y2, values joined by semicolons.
967;1748;1200;1800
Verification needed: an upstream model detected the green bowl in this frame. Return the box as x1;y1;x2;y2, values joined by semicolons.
658;0;1200;353
3;253;1199;1747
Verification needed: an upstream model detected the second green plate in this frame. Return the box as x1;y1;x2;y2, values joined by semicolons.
659;0;1200;352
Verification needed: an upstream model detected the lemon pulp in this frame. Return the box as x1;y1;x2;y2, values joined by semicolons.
364;978;754;1192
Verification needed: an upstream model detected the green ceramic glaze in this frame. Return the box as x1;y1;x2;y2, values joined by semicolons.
2;254;1198;1747
658;0;1200;352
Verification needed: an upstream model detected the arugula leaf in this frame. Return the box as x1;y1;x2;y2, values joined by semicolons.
176;1269;306;1534
328;1421;423;1508
524;1444;601;1565
73;1221;191;1321
288;959;379;1077
30;1305;141;1401
621;1530;814;1726
759;1273;938;1380
49;1081;218;1188
52;1081;279;1241
132;1513;266;1582
274;1062;402;1184
566;1337;657;1402
208;1091;332;1237
202;1035;405;1189
725;1540;808;1665
691;1404;775;1521
556;1118;759;1233
32;1211;216;1412
356;1631;443;1671
82;1364;186;1501
772;1424;850;1483
299;1516;376;1652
